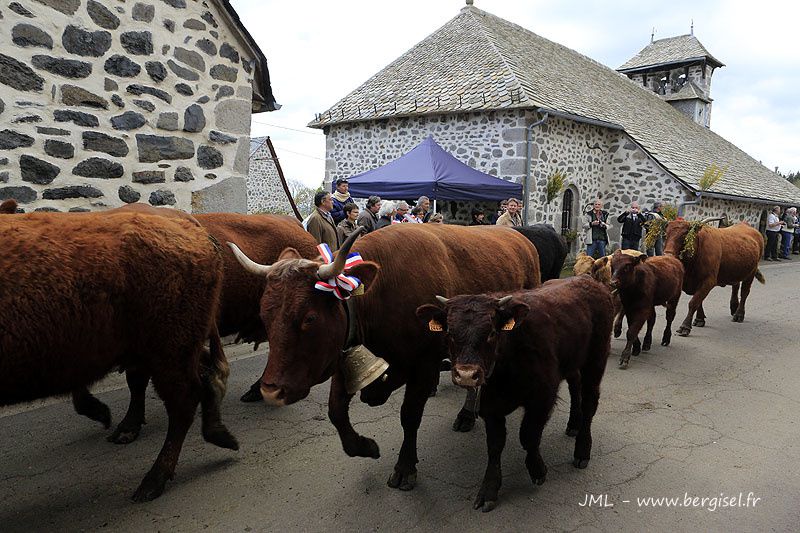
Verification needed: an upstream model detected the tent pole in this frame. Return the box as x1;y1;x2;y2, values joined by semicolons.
433;199;437;214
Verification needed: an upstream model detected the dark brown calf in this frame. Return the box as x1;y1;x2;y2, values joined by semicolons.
601;251;684;368
417;276;613;512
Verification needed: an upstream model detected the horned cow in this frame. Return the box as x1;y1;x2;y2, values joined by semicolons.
664;219;765;336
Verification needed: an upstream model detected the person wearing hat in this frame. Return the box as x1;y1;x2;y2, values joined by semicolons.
330;177;354;224
645;201;666;257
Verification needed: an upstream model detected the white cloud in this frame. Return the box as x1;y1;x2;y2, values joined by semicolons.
236;0;800;187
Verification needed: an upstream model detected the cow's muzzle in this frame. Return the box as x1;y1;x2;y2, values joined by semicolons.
260;383;286;406
452;364;484;388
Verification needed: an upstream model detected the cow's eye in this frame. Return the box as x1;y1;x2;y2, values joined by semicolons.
302;313;318;328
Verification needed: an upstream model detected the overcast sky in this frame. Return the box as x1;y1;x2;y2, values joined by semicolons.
236;0;799;189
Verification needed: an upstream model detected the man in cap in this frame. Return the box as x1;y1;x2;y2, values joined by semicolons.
330;177;354;224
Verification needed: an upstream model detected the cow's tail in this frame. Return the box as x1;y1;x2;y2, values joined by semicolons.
754;268;766;284
199;324;239;450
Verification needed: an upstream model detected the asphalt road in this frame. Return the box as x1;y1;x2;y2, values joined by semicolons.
1;260;799;532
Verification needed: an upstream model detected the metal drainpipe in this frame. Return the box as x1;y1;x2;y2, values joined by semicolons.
524;112;549;225
677;191;702;218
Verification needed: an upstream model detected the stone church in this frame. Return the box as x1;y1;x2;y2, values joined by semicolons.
310;1;800;251
0;0;277;213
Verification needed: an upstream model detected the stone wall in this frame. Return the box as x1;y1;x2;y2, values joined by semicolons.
247;137;293;214
0;0;254;213
324;110;766;252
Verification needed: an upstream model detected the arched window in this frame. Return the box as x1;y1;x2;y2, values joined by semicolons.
561;189;574;235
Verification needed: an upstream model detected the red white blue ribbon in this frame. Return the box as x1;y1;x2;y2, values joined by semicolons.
314;243;364;300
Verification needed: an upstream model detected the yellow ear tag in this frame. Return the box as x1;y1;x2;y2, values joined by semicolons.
353;285;365;296
428;320;443;332
502;318;515;331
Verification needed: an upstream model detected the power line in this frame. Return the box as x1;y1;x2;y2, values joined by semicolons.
270;145;325;161
251;119;324;136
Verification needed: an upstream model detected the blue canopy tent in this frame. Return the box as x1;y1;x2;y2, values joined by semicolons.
346;136;522;202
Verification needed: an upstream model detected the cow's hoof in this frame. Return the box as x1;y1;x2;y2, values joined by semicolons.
343;436;380;459
661;339;670;346
732;314;744;323
676;326;691;337
387;470;417;491
642;342;651;352
473;494;498;513
565;427;579;437
618;359;628;369
452;408;477;432
131;470;168;503
693;318;705;327
613;326;622;338
108;423;142;444
239;383;263;403
573;458;590;469
202;425;239;451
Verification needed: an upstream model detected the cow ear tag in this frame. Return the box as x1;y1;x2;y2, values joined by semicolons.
428;319;443;332
502;318;515;331
353;285;365;296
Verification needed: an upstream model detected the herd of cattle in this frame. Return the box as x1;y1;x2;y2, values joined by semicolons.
0;199;765;510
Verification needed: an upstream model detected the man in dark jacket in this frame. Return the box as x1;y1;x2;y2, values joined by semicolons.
356;195;381;233
617;201;647;251
583;199;610;258
330;177;354;224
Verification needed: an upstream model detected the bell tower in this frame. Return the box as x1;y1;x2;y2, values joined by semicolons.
618;29;724;128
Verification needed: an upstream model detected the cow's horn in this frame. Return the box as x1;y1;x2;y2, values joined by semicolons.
317;226;364;280
435;295;449;305
228;242;273;276
699;216;724;225
497;295;513;306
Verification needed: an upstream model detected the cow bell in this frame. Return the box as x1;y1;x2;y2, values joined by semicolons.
342;345;389;395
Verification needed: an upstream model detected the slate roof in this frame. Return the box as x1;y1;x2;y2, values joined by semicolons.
618;34;725;72
309;5;800;204
663;81;711;103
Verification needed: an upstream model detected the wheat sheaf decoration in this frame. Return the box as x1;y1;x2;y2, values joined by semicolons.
699;163;726;191
643;203;677;250
680;221;708;259
545;169;566;204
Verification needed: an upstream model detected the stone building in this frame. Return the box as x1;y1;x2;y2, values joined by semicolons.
0;0;277;213
247;136;296;215
309;2;800;251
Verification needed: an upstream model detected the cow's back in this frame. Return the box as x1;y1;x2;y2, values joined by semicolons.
194;213;319;341
513;225;568;282
352;224;540;364
0;212;221;404
714;224;764;285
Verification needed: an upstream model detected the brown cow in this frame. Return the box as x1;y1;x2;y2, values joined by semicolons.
77;207;319;443
573;249;644;338
228;224;541;490
599;251;684;368
416;276;613;512
664;219;765;336
0;212;237;501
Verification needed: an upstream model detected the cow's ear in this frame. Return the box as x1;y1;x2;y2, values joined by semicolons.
416;304;446;332
348;262;380;293
497;300;529;330
279;247;302;260
637;254;647;263
577;251;587;259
